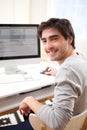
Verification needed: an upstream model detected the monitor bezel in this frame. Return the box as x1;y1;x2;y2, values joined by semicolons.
0;24;41;60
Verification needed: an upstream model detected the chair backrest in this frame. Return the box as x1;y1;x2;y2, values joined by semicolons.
64;109;87;130
29;109;87;130
29;113;51;130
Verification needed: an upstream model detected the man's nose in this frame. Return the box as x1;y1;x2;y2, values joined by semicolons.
46;41;53;49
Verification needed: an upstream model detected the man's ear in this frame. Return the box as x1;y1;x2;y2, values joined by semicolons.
68;36;73;45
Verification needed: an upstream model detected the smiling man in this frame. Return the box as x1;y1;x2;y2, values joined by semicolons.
19;18;87;130
1;18;87;130
39;18;75;64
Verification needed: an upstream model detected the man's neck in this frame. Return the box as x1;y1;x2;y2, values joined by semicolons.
58;49;75;65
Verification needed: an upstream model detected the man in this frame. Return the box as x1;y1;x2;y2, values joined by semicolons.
19;18;87;129
1;18;87;130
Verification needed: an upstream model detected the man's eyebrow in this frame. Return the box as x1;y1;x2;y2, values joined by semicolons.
49;35;59;39
41;35;59;40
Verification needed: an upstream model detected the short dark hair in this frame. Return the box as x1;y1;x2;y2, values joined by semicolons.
38;18;75;49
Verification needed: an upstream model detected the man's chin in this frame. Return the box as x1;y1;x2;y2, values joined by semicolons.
50;56;59;61
50;57;56;61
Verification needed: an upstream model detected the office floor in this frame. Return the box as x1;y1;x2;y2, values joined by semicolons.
0;111;24;127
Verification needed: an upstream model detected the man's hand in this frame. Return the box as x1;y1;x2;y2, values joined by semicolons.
19;96;43;115
45;66;57;76
19;97;31;116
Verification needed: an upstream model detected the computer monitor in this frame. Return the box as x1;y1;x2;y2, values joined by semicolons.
0;24;41;74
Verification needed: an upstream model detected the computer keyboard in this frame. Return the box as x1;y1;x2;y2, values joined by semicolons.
0;72;55;98
0;72;55;84
0;61;58;84
0;74;25;84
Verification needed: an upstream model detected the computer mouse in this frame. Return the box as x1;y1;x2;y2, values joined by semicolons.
40;70;46;74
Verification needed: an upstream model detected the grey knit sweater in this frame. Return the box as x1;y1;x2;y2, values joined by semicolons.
37;54;87;130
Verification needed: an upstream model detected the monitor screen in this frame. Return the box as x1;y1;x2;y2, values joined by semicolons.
0;24;41;74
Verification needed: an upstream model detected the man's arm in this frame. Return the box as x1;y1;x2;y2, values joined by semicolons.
19;96;43;116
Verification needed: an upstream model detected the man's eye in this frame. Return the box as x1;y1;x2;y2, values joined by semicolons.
42;40;46;43
51;37;58;41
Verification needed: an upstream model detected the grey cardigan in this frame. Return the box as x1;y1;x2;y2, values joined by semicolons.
37;54;87;130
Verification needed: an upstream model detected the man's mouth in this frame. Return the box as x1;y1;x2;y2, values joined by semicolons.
46;49;58;56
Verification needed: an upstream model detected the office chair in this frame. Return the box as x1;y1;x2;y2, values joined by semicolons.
29;109;87;130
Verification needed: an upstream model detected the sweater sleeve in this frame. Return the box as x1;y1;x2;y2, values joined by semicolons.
37;66;84;129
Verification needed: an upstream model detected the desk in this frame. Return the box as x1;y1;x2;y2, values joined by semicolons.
0;62;57;116
0;85;54;116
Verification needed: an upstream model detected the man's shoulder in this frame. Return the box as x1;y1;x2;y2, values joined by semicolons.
60;55;87;72
65;55;87;65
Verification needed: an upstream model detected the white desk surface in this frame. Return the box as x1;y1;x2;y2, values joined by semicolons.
0;85;54;115
0;61;57;98
0;74;55;98
0;62;58;115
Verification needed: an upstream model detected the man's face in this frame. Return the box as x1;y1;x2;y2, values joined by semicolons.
41;28;72;63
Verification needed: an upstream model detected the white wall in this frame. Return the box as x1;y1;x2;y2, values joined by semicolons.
76;38;87;56
29;0;47;24
0;0;30;23
0;0;47;24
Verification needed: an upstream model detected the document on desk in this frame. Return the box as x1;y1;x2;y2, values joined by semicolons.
0;73;55;99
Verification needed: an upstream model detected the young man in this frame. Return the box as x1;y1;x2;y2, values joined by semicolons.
1;18;87;130
19;18;87;130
